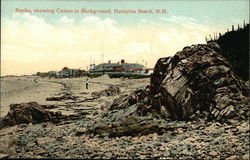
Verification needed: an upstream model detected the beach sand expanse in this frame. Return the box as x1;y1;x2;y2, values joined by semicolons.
0;75;150;117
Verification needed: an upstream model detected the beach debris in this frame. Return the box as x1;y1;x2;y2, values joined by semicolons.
46;93;78;101
109;88;149;110
0;102;63;128
41;104;58;109
88;116;162;137
91;85;121;99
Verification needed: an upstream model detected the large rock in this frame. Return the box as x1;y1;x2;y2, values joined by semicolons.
109;88;149;110
146;43;248;120
87;43;249;137
0;102;62;128
89;116;161;137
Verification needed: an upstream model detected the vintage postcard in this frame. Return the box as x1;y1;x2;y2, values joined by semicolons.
0;0;249;159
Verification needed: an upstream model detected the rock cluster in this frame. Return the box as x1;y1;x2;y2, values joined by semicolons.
150;43;248;120
0;102;62;128
88;43;249;137
1;118;248;159
147;43;248;121
124;43;248;122
91;85;121;99
109;88;149;110
46;92;78;101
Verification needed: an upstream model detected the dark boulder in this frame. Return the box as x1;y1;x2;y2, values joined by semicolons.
0;102;62;128
145;43;248;121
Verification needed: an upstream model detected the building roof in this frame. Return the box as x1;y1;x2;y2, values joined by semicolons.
93;63;145;72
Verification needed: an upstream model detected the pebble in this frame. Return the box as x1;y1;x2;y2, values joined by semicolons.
26;142;36;148
152;135;158;141
0;153;9;159
242;154;249;160
225;155;237;160
165;151;171;157
209;151;218;156
139;155;146;159
36;137;56;145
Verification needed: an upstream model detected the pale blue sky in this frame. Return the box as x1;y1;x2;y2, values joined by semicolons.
2;0;249;26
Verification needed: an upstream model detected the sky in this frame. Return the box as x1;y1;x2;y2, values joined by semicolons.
1;0;249;76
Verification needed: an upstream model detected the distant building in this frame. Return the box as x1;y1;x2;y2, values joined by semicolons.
57;68;86;78
91;59;145;72
36;67;86;78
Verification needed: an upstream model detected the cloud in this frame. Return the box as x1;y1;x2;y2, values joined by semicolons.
58;16;74;25
1;13;218;75
159;16;198;24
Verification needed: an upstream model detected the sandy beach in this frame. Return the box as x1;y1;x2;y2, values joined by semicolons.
0;75;149;117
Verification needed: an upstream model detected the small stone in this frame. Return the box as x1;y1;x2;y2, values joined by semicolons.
242;154;249;160
139;155;146;159
34;155;43;159
159;146;166;151
165;151;171;157
0;126;18;136
153;153;161;157
177;128;184;134
140;135;147;141
237;125;248;133
33;148;48;155
104;152;113;159
152;133;158;141
104;136;109;141
236;146;243;151
36;137;56;145
161;135;171;142
182;149;192;155
228;119;239;124
27;142;36;147
127;145;135;150
0;153;9;158
231;128;238;132
209;151;218;156
226;155;237;160
171;149;177;155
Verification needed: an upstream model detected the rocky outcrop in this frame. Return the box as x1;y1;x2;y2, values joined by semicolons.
0;102;62;128
46;92;78;101
87;43;249;138
91;85;121;99
109;43;249;123
146;43;248;121
109;88;149;110
88;116;162;137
